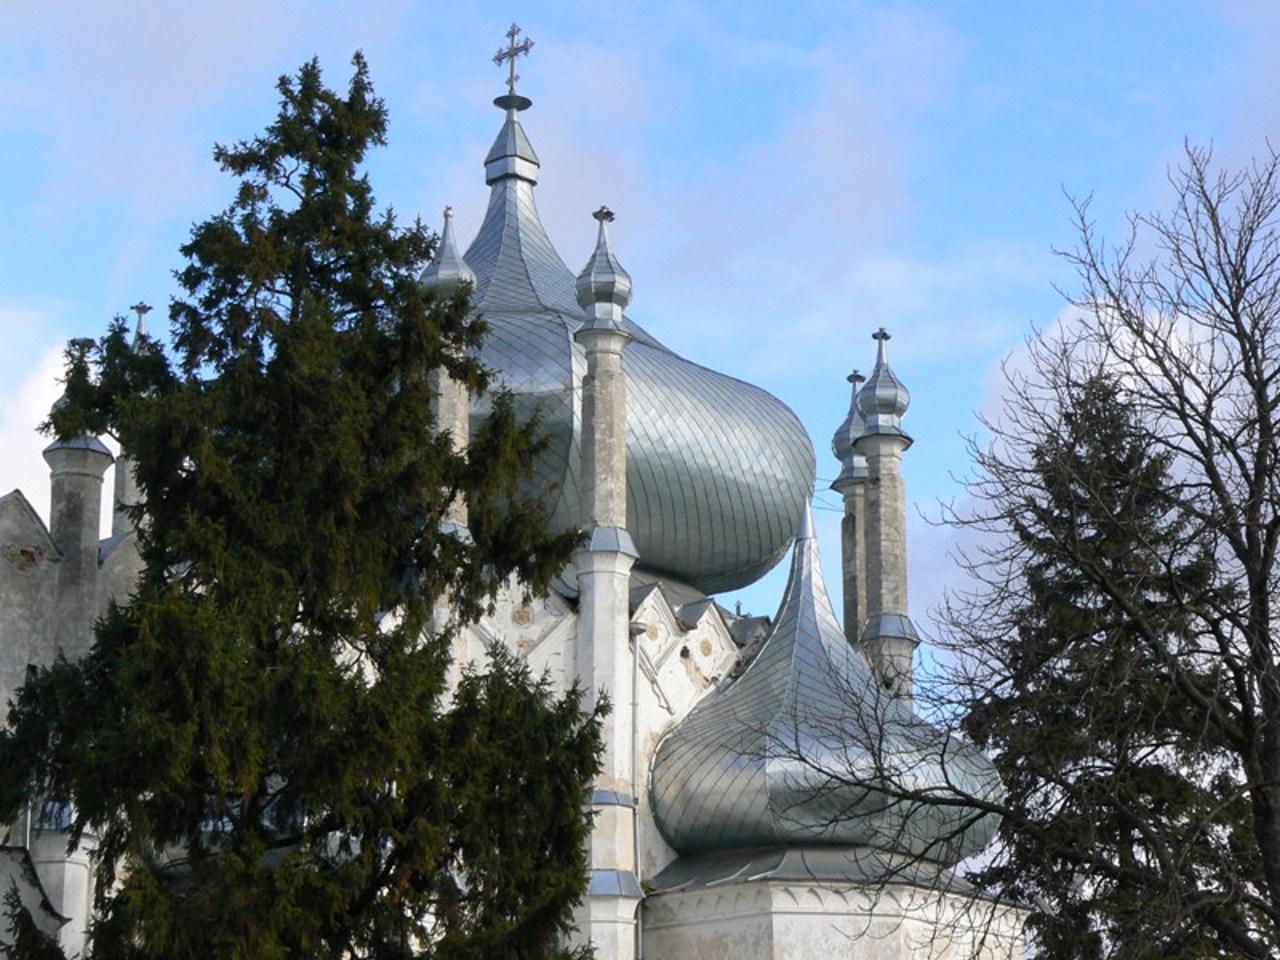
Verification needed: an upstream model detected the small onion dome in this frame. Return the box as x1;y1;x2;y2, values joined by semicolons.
420;207;476;296
857;328;911;436
45;362;110;456
43;389;112;459
575;206;632;322
830;369;867;491
649;503;1000;874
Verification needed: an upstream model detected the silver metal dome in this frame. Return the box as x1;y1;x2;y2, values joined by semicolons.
459;95;814;594
649;505;1000;871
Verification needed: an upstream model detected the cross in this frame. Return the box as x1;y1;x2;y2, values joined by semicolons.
493;24;534;96
593;206;615;224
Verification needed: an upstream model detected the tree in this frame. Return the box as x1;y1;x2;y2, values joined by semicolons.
937;144;1280;959
0;56;597;959
956;374;1237;958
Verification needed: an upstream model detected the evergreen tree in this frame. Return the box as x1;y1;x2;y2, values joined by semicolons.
0;56;598;959
4;884;65;960
959;375;1245;958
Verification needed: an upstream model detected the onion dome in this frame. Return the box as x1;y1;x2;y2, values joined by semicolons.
575;207;632;323
44;358;111;460
455;64;814;595
649;505;1000;881
857;328;911;439
830;369;867;492
420;207;476;296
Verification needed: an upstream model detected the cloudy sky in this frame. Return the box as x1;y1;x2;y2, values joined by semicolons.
2;0;1278;625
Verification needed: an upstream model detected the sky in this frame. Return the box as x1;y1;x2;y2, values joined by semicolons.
3;0;1279;631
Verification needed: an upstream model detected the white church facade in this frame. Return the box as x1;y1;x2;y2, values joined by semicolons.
0;30;1025;960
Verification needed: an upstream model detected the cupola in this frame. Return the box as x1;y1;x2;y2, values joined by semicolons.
857;328;911;439
420;207;476;296
831;369;867;491
575;207;633;322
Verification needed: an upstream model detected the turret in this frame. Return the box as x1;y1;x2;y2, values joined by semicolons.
573;205;641;960
831;369;867;643
43;372;112;661
420;207;476;530
854;329;919;702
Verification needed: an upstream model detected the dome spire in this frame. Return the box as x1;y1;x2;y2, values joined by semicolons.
130;301;151;343
831;368;867;489
464;27;574;316
483;24;540;184
576;206;633;326
420;206;476;296
857;327;911;440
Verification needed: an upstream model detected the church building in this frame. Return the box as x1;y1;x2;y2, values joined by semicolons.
0;28;1024;959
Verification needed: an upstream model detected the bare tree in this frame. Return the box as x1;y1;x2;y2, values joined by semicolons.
933;144;1280;959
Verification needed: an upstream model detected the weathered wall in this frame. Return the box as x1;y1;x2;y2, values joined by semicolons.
644;880;1026;960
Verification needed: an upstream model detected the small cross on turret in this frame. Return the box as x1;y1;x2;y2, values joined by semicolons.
493;24;534;96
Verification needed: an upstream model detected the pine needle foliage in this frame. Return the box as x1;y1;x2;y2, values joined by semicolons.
4;882;65;960
938;146;1280;958
962;375;1237;958
0;56;598;960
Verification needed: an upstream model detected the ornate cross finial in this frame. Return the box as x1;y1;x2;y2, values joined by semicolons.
493;24;534;96
592;206;615;224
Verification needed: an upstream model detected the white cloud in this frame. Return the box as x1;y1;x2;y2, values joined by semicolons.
0;342;66;530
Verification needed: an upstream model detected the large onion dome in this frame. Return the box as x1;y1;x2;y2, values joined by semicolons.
649;506;1000;885
454;90;814;594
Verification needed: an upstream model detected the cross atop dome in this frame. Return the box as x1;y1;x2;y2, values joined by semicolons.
493;24;534;110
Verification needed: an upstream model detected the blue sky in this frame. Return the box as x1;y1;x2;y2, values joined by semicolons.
3;0;1278;627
